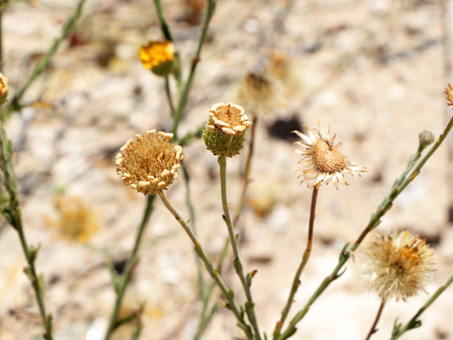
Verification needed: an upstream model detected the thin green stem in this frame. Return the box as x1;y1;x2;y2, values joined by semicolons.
152;0;182;83
0;126;53;339
390;274;453;340
0;10;3;73
2;0;87;120
179;124;204;147
365;298;386;340
164;76;175;117
273;187;319;339
278;113;453;340
103;195;156;340
233;116;258;227
171;0;217;140
158;191;254;340
218;156;262;340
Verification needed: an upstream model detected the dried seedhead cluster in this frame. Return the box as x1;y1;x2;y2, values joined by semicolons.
116;130;183;195
358;230;436;301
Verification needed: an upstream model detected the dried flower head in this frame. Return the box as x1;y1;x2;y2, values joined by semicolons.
358;230;436;301
139;40;175;76
203;102;251;157
47;195;99;243
293;123;366;189
419;130;435;148
445;83;453;106
236;72;286;117
116;130;183;195
0;72;9;105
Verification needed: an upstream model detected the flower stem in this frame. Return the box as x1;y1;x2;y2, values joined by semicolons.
2;0;87;120
365;298;386;340
0;126;53;340
158;191;254;340
103;194;156;340
233;116;258;227
218;156;262;340
164;75;175;117
273;187;319;339
390;274;453;340
277;113;453;340
171;0;217;140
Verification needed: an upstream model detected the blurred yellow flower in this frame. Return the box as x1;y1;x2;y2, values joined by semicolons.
48;195;99;243
139;41;175;76
0;72;9;105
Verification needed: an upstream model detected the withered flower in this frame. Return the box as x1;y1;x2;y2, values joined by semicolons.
445;83;453;107
203;102;251;157
358;230;436;301
116;130;183;195
293;123;366;189
236;72;286;117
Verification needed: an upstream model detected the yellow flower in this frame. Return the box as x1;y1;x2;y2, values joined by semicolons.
358;230;436;301
235;72;286;117
48;195;99;243
116;130;183;195
293;123;366;189
139;40;175;76
0;72;9;105
202;102;251;157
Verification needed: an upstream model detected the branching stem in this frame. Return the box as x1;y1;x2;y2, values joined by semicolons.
365;298;386;340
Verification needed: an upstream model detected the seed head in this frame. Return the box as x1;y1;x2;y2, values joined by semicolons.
293;123;366;189
203;102;251;157
358;230;436;301
0;73;9;105
139;41;175;76
116;130;183;195
235;72;286;117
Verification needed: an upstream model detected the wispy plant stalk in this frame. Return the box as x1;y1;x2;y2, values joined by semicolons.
158;191;255;340
2;0;87;120
0;125;54;340
218;155;262;340
103;195;156;340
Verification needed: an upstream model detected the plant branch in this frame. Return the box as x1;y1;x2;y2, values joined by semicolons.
366;298;386;340
171;0;217;140
277;113;453;340
218;156;262;340
0;125;53;340
103;194;156;340
158;191;254;340
2;0;87;120
273;187;319;339
390;274;453;340
233;116;258;227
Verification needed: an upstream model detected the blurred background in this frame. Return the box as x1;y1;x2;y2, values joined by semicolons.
0;0;453;339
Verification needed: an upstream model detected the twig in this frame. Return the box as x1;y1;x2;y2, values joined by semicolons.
233;116;258;227
171;0;218;140
0;125;54;340
390;274;453;340
158;191;254;340
103;195;156;340
164;75;175;117
365;298;386;340
218;155;262;340
273;187;319;339
2;0;87;120
277;113;453;340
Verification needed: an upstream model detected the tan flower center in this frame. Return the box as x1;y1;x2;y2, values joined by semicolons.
214;104;243;127
313;141;345;172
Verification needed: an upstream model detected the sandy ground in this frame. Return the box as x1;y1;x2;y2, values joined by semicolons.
0;0;453;339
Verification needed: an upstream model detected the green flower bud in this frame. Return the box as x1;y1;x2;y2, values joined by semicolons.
203;102;251;157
